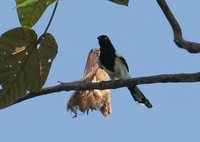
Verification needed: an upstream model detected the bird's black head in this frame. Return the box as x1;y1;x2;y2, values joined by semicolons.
97;35;116;52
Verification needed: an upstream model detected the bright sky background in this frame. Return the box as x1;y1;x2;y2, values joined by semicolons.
1;0;200;142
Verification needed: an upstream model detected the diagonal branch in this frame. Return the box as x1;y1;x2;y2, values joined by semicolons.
157;0;200;53
13;72;200;105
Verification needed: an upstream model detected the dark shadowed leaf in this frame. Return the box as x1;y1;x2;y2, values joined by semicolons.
0;27;58;109
108;0;129;6
16;0;57;28
38;33;58;86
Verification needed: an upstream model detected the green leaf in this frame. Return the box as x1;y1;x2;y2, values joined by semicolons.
108;0;129;6
16;0;39;8
0;27;58;109
16;0;57;28
38;33;58;86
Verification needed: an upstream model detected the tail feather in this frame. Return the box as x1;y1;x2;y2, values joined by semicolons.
128;86;152;108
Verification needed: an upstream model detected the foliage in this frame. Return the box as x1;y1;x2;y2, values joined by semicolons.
109;0;129;6
15;0;128;28
16;0;57;28
0;27;57;108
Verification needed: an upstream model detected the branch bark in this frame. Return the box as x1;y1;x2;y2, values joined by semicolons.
157;0;200;53
13;72;200;105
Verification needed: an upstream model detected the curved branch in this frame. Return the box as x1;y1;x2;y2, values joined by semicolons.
13;72;200;105
157;0;200;53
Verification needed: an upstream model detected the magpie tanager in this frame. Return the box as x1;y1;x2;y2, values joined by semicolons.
98;35;152;108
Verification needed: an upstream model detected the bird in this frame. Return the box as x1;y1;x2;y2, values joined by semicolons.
97;35;152;108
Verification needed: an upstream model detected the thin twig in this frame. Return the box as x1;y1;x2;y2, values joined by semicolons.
157;0;200;53
13;72;200;105
36;1;58;45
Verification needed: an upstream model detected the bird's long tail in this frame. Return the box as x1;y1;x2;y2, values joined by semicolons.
128;86;152;108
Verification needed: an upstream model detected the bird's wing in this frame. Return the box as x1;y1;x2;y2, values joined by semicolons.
116;53;129;72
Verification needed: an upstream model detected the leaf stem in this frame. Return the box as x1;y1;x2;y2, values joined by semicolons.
36;1;59;45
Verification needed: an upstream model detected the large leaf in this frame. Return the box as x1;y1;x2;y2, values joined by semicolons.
0;27;58;109
108;0;129;6
16;0;39;8
16;0;57;28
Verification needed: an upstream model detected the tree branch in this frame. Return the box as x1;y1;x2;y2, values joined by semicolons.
13;72;200;105
157;0;200;53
